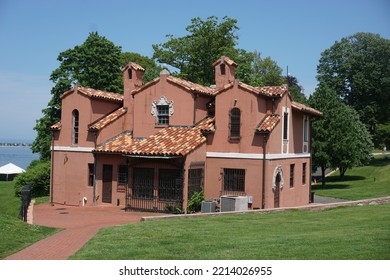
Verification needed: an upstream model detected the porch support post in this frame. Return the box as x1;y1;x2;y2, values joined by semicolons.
93;132;97;205
262;134;269;209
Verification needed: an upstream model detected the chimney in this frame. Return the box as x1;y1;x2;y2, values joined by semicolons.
212;56;237;88
123;62;144;95
122;62;144;130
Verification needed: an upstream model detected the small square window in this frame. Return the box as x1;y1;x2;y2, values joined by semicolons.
157;105;169;125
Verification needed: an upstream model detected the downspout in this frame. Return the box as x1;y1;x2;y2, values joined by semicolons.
50;131;55;206
309;117;313;203
262;133;269;209
193;93;197;125
93;132;97;205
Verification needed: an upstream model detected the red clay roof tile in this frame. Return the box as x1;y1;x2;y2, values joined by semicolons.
88;107;127;131
291;101;323;117
50;121;62;130
61;86;123;103
256;114;281;133
94;117;214;156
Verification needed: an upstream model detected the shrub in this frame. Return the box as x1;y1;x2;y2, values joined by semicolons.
187;189;204;213
14;160;50;197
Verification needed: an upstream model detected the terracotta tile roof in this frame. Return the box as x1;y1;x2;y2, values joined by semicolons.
94;131;133;153
256;114;281;133
126;127;206;157
212;56;238;67
131;77;160;95
88;107;127;131
259;85;289;97
238;83;289;98
122;62;145;72
196;117;215;133
50;121;62;130
94;118;214;156
61;86;124;103
292;101;323;117
166;76;216;96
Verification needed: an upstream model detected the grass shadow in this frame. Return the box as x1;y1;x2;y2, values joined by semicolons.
313;183;350;191
369;157;390;167
326;175;366;183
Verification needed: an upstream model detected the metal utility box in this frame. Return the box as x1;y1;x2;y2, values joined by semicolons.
220;196;248;212
201;201;217;213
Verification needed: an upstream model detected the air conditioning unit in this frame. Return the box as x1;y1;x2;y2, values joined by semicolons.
220;196;248;212
201;201;217;213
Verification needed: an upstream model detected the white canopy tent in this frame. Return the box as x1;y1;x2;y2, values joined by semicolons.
0;163;25;181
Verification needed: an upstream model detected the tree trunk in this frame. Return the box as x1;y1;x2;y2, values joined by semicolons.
339;166;346;180
321;165;326;189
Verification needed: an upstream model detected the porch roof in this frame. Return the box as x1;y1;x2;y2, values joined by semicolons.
94;117;214;157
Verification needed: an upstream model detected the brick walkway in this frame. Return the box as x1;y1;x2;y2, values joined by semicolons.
4;204;161;260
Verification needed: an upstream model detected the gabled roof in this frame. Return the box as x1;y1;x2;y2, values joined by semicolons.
166;76;217;96
88;107;127;131
292;101;323;117
122;62;145;72
238;83;289;98
256;114;281;134
212;56;238;67
61;86;124;103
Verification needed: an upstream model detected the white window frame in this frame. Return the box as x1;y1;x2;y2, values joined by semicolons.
281;106;290;154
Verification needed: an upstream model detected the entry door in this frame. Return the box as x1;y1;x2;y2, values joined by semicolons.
102;164;113;203
274;174;281;208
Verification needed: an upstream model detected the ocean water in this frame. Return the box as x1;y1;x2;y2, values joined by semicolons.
0;146;40;170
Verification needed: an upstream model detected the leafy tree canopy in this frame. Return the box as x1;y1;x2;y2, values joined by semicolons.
153;16;240;85
316;32;390;145
309;85;372;182
32;32;123;160
121;52;162;84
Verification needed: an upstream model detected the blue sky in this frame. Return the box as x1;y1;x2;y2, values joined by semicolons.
0;0;389;141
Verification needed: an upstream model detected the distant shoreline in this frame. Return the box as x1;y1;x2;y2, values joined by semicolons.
0;143;32;147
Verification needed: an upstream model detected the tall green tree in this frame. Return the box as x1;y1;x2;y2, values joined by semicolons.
285;75;307;104
316;32;390;146
247;51;285;86
32;32;122;160
309;85;372;185
121;52;162;83
152;16;240;85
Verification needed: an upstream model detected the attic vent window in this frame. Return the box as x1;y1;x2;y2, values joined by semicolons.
128;69;132;79
220;64;226;75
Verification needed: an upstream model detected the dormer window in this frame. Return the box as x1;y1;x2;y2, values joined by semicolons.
229;107;241;140
151;96;174;126
72;109;79;145
220;64;226;75
157;105;169;125
127;68;132;79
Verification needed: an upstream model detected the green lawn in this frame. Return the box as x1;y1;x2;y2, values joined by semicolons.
0;181;58;259
313;156;390;200
71;204;390;260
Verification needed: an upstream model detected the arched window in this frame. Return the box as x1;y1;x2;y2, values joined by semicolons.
72;109;79;145
229;107;241;139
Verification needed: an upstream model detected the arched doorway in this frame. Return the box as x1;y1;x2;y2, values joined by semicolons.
272;165;284;208
274;173;281;208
